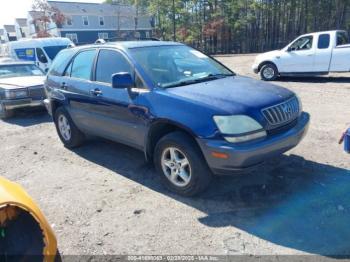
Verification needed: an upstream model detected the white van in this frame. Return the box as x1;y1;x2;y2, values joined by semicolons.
1;38;74;72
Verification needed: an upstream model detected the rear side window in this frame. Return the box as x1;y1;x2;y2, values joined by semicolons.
48;48;75;76
71;49;96;80
95;49;132;84
337;32;349;46
318;34;330;49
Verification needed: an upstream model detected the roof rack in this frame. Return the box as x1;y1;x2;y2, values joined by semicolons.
103;37;161;42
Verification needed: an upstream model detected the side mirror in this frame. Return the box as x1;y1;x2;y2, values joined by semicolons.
287;46;292;52
112;72;134;89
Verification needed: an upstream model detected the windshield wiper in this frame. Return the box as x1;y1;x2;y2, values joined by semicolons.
163;73;234;88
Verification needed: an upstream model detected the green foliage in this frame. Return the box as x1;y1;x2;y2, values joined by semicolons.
105;0;350;53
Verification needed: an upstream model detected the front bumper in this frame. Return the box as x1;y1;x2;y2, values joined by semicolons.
2;98;44;110
197;112;310;175
252;63;259;74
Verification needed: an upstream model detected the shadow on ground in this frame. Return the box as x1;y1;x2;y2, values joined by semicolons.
72;138;350;256
2;109;51;127
278;76;350;84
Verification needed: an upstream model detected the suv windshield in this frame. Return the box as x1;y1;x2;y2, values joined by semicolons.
129;45;234;88
0;64;44;79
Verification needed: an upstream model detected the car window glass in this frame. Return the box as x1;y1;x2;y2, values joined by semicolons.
36;48;48;63
290;36;313;51
318;34;330;49
71;49;96;80
337;32;349;46
48;48;75;76
95;49;132;84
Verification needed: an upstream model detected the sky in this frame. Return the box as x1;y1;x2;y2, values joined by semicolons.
0;0;103;29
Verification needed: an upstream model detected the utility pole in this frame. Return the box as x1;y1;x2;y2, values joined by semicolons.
172;0;176;41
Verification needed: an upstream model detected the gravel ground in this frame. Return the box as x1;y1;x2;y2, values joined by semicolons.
1;54;350;258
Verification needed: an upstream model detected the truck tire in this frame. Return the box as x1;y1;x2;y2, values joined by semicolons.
54;107;85;148
260;63;279;81
154;131;212;196
0;103;14;119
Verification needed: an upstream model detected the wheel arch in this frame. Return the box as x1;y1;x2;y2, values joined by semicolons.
258;60;279;73
145;119;199;161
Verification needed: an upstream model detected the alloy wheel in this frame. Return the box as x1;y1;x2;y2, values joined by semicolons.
161;147;192;187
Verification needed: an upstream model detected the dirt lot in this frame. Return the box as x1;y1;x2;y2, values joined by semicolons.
1;54;350;258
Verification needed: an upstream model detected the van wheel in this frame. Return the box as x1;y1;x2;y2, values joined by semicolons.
0;103;14;119
54;107;85;148
260;63;278;81
154;131;212;197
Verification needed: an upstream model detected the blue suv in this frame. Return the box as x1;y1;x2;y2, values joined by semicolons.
44;41;310;196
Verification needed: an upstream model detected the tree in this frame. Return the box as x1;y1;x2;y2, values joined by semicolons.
32;0;66;38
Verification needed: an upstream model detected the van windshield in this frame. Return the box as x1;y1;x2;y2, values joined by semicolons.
43;46;69;60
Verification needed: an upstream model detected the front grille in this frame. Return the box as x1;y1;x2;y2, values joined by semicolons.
28;85;45;100
262;96;299;128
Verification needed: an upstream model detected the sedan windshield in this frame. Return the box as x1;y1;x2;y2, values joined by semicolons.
0;64;44;79
129;45;234;88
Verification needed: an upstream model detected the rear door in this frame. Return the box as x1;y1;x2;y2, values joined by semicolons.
330;31;350;72
88;48;148;149
279;35;315;73
313;33;332;72
61;48;100;133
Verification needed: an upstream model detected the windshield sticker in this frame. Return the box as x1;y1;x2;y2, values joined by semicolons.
190;50;208;58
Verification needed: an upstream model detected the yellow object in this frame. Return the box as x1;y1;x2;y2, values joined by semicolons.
0;177;57;261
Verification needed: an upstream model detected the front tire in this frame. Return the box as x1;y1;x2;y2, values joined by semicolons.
0;103;14;119
260;63;279;81
154;131;212;196
54;107;85;148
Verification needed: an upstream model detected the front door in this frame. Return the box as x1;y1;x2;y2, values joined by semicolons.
36;48;49;72
279;35;315;73
88;49;148;149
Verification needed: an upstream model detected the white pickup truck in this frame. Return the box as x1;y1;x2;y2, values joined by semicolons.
252;30;350;81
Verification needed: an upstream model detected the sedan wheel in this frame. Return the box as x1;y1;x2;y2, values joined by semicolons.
161;147;191;187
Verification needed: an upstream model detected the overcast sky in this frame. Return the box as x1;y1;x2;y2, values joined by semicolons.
0;0;104;29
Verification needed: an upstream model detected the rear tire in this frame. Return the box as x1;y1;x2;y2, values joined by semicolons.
54;107;85;148
154;131;212;197
0;103;14;119
260;63;279;81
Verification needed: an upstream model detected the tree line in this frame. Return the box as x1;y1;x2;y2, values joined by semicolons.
108;0;350;54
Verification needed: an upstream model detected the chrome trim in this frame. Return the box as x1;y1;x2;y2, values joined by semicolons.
262;96;300;128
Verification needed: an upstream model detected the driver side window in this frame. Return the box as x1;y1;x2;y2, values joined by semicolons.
290;36;313;51
36;48;48;63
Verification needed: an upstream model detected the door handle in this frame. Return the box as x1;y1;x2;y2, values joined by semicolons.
61;82;68;90
307;54;313;56
90;88;103;96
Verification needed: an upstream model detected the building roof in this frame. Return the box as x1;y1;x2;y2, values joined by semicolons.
15;18;28;27
48;1;136;16
28;11;45;20
3;25;15;33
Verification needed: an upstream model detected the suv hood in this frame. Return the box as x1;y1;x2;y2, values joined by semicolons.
0;76;45;90
165;76;295;114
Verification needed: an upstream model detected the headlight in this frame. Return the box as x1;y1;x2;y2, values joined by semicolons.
4;89;28;99
213;115;266;143
296;94;303;113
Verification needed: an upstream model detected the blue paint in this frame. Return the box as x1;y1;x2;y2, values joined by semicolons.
344;128;350;153
14;48;36;61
